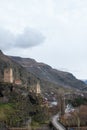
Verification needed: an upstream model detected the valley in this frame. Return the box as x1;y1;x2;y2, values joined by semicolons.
0;50;87;130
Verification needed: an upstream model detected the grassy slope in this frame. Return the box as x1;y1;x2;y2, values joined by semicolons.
0;103;13;121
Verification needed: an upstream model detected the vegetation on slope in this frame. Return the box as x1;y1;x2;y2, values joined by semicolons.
0;82;50;127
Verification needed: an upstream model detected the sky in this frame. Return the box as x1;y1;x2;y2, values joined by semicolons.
0;0;87;79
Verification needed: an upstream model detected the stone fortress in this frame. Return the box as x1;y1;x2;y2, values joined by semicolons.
3;68;41;94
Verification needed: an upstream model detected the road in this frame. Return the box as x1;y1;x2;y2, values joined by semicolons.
51;114;66;130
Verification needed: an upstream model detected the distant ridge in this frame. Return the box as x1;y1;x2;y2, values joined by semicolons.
0;50;87;92
84;80;87;84
11;55;87;91
83;80;87;85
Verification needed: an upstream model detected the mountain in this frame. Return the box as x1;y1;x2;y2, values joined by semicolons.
0;50;38;86
0;50;87;92
0;50;87;127
82;80;87;91
83;80;87;84
10;55;87;91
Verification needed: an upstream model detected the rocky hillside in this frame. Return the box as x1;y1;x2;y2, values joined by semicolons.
10;56;87;91
0;50;87;91
0;50;38;86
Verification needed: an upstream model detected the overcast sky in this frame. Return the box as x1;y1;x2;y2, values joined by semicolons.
0;0;87;79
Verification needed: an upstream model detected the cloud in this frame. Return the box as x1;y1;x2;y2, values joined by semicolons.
0;0;87;78
15;28;45;48
0;28;14;50
0;28;45;51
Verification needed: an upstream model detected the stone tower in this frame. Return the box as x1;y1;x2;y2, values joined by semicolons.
35;82;41;94
4;68;13;83
30;82;41;94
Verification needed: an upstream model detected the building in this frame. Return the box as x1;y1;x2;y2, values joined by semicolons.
14;79;22;85
4;68;13;83
35;82;41;94
30;82;41;94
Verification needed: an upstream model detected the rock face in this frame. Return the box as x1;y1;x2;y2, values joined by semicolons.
0;50;37;86
11;56;87;91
